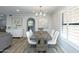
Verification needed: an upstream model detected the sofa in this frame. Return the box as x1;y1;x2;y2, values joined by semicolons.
0;32;12;52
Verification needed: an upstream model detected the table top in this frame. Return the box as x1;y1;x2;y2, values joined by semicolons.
31;31;52;41
30;31;52;52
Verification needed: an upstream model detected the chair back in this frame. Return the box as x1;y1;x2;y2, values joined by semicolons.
29;29;33;37
50;29;55;38
26;31;31;43
52;31;59;44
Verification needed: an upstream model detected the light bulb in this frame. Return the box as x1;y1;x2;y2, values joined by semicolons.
43;13;46;16
39;12;42;16
35;13;38;16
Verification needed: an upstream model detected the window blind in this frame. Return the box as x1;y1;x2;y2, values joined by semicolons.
63;7;79;45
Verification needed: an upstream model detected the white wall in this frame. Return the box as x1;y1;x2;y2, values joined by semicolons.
51;11;62;31
6;14;52;37
51;7;79;53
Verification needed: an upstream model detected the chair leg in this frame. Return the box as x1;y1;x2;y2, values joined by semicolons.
54;46;57;51
53;44;58;52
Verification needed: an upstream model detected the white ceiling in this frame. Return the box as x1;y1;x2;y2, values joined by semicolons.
0;6;62;15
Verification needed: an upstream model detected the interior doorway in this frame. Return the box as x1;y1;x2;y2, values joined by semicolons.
27;18;35;32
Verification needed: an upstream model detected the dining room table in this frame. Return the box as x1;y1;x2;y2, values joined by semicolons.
30;31;52;52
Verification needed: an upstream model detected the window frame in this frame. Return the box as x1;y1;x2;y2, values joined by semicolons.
62;12;79;46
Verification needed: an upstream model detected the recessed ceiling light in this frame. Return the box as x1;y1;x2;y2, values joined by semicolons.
16;9;20;12
0;14;4;16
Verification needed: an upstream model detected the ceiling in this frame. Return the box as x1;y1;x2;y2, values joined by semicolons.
0;6;62;15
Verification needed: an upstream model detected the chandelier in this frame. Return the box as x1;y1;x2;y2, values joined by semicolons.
33;6;47;17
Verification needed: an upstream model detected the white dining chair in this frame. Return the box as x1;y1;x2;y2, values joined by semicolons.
26;31;36;45
48;31;59;50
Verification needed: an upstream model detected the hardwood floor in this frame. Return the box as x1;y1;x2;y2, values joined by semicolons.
3;38;64;53
3;38;27;53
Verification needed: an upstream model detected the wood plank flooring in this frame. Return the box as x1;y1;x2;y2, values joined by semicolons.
3;38;64;53
3;38;27;53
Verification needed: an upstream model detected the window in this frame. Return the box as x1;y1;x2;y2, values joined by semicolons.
27;18;35;31
62;7;79;46
28;20;33;26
